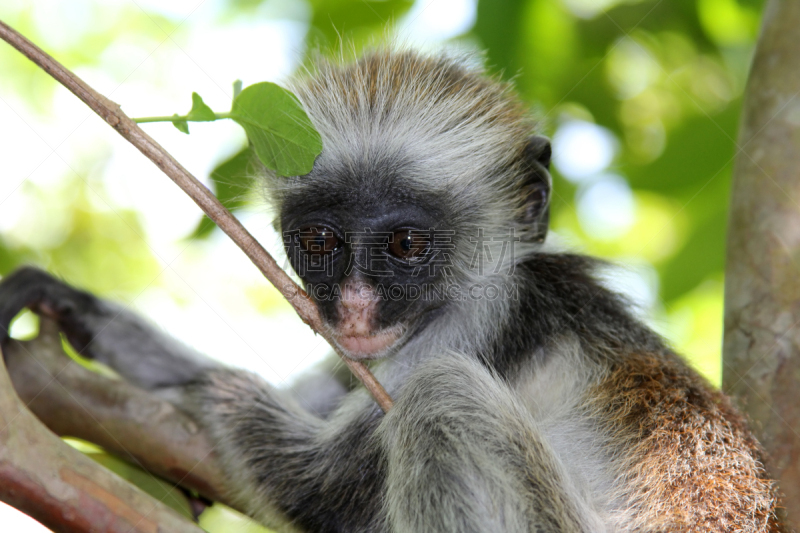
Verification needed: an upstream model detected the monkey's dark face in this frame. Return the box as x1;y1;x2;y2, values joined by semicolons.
280;177;453;360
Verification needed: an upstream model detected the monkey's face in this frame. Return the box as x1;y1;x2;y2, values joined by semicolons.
280;178;453;361
276;131;553;360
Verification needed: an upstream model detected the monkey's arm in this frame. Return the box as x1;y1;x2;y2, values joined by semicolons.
0;268;380;530
188;354;598;533
0;267;597;532
377;355;598;533
0;267;350;410
183;368;386;531
0;267;219;390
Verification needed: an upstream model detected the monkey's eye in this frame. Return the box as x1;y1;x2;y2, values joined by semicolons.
297;226;340;255
389;230;430;261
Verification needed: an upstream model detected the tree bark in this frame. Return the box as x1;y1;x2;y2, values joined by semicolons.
2;319;236;508
724;0;800;528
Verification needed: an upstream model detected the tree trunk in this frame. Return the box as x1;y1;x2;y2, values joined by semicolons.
724;0;800;528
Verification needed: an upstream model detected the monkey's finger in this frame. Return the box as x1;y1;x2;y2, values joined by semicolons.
0;266;95;353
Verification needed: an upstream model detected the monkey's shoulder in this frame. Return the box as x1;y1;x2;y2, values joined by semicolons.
585;352;779;530
510;342;779;530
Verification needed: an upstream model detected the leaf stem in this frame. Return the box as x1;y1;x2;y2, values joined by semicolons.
134;112;233;124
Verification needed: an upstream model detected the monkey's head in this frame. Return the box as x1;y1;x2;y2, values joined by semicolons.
264;51;551;360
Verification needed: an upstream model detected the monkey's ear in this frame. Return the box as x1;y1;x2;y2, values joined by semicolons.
526;135;551;170
519;135;552;243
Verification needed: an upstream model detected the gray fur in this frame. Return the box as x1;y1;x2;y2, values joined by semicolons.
376;354;596;533
77;299;221;389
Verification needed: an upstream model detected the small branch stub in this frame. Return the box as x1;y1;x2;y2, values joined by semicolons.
0;331;206;533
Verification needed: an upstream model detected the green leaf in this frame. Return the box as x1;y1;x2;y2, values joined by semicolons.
233;79;243;99
186;92;216;122
191;146;255;239
231;82;322;177
171;114;189;134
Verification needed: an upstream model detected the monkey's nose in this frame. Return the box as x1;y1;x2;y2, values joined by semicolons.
341;280;376;311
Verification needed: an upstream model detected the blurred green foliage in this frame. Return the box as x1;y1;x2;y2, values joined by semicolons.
0;0;767;530
221;0;764;389
470;0;763;390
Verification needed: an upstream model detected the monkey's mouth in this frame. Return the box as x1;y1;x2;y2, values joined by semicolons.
333;326;405;360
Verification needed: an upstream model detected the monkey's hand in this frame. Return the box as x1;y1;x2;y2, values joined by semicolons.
0;266;95;347
0;266;218;390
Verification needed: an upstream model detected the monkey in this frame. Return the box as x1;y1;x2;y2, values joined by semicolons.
0;50;784;532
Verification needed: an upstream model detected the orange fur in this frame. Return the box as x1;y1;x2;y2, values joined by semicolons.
589;353;784;531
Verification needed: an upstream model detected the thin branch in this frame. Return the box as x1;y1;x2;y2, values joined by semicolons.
0;323;206;533
0;19;392;413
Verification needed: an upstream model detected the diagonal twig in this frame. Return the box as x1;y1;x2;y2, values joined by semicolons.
0;18;392;413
